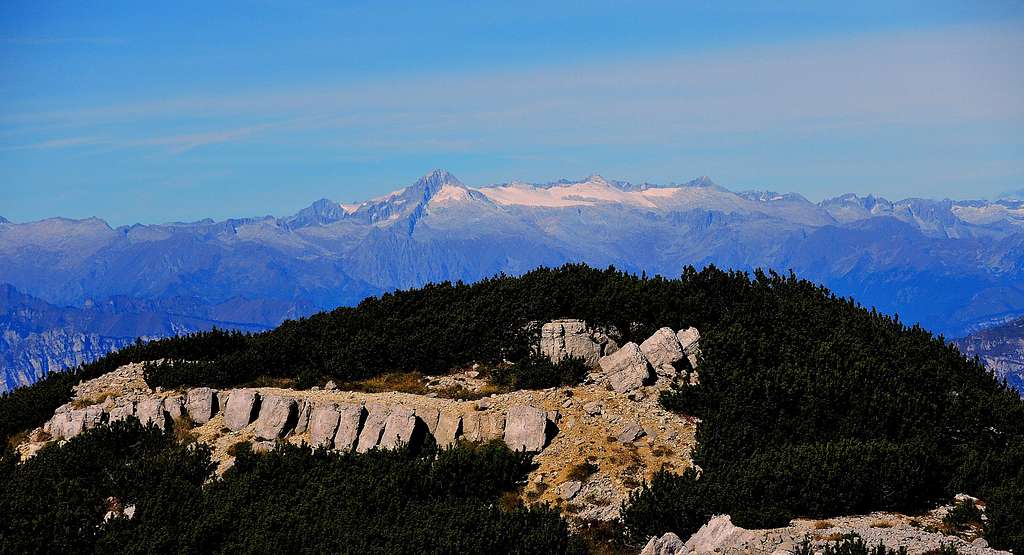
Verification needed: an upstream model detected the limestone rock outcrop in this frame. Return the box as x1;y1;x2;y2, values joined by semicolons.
640;327;685;379
224;389;259;431
379;405;418;449
309;403;342;449
640;532;685;555
333;403;365;451
186;387;218;424
599;342;654;393
163;395;186;421
683;515;757;554
253;395;296;440
504;404;547;451
356;404;390;453
540;319;617;366
435;411;461;447
136;398;169;430
677;327;701;369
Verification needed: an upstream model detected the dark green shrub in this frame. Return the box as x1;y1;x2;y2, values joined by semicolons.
943;499;983;532
0;423;582;554
794;534;911;555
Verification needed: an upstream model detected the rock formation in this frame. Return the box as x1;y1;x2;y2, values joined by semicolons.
504;404;547;452
540;319;618;366
640;327;686;379
224;389;259;431
186;387;217;424
253;395;296;440
599;342;654;393
309;403;342;448
640;532;685;555
677;327;701;369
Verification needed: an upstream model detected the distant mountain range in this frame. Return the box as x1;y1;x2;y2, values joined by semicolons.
955;316;1024;394
0;284;271;392
2;169;1023;391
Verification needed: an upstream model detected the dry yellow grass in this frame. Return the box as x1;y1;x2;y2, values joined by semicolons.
813;520;834;530
870;520;894;529
348;372;428;395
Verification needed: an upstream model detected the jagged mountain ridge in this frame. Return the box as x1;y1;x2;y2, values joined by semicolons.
2;169;1023;390
955;316;1024;394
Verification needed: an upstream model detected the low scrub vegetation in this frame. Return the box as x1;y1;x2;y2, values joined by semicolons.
0;420;583;553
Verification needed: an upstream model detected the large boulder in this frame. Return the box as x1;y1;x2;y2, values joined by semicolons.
334;403;365;451
309;404;342;448
356;404;390;453
434;412;462;447
640;532;685;555
379;406;418;449
136;398;169;430
163;395;186;421
599;342;653;393
640;327;685;379
253;395;296;440
223;389;260;431
503;405;547;452
186;387;218;424
541;320;603;366
676;327;701;369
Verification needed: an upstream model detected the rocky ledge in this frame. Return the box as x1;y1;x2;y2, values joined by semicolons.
20;321;703;523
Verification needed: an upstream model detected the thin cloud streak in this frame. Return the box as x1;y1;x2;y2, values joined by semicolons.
3;22;1022;156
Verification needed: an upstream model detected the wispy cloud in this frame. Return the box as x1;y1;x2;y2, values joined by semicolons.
1;35;125;46
3;22;1022;157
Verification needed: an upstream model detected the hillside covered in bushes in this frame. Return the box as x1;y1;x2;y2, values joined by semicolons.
1;264;1022;552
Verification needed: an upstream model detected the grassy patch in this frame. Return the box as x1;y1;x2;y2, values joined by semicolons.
346;372;428;395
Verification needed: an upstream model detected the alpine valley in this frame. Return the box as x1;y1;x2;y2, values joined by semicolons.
2;169;1023;392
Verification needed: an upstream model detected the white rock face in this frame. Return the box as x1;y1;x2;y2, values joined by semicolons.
541;319;604;366
293;399;312;434
599;342;653;393
379;405;418;449
333;403;364;451
640;327;685;378
223;389;259;431
504;404;547;451
185;387;218;424
163;395;186;421
683;515;756;554
136;398;169;430
434;411;462;448
356;404;390;453
309;404;341;448
253;395;296;440
108;401;135;423
676;327;701;369
640;532;685;555
461;412;482;442
51;405;107;439
480;411;506;441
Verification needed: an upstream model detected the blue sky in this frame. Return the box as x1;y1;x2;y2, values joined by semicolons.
1;1;1022;225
